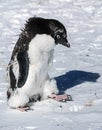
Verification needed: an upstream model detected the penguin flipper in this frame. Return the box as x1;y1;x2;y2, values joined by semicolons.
17;51;29;88
7;50;29;92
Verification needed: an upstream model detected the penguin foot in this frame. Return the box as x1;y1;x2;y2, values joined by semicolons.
17;106;33;112
48;94;73;102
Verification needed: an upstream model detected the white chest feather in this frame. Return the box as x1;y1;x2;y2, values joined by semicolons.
21;34;55;97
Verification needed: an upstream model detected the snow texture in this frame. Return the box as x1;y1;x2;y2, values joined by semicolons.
0;0;102;130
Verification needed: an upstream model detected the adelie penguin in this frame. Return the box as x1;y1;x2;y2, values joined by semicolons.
7;17;72;111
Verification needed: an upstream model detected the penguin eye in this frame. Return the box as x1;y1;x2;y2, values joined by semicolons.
56;34;60;39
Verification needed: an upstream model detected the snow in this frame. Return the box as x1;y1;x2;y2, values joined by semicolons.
0;0;102;129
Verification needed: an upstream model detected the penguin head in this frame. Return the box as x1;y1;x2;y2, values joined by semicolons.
24;17;70;48
48;19;70;48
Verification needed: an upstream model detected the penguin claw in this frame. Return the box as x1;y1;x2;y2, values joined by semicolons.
48;94;73;102
17;106;33;112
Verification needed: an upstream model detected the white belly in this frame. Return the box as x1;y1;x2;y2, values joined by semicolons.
21;56;49;97
20;34;55;97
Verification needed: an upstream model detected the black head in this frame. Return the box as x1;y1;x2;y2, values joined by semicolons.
24;17;70;48
48;19;70;48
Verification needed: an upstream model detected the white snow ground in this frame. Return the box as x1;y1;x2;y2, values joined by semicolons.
0;0;102;130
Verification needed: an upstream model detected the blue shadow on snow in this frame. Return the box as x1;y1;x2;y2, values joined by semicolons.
55;70;100;93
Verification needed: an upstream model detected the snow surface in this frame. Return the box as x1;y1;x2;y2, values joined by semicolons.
0;0;102;130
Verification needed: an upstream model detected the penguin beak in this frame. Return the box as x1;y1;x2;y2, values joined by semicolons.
62;39;70;48
55;36;70;48
63;41;70;48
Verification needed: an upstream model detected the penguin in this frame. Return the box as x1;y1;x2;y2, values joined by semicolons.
7;17;71;111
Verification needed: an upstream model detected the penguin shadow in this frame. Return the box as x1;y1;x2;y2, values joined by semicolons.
55;70;100;93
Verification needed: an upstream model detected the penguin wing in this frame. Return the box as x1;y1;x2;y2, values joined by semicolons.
8;29;31;89
16;51;29;88
8;50;29;90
